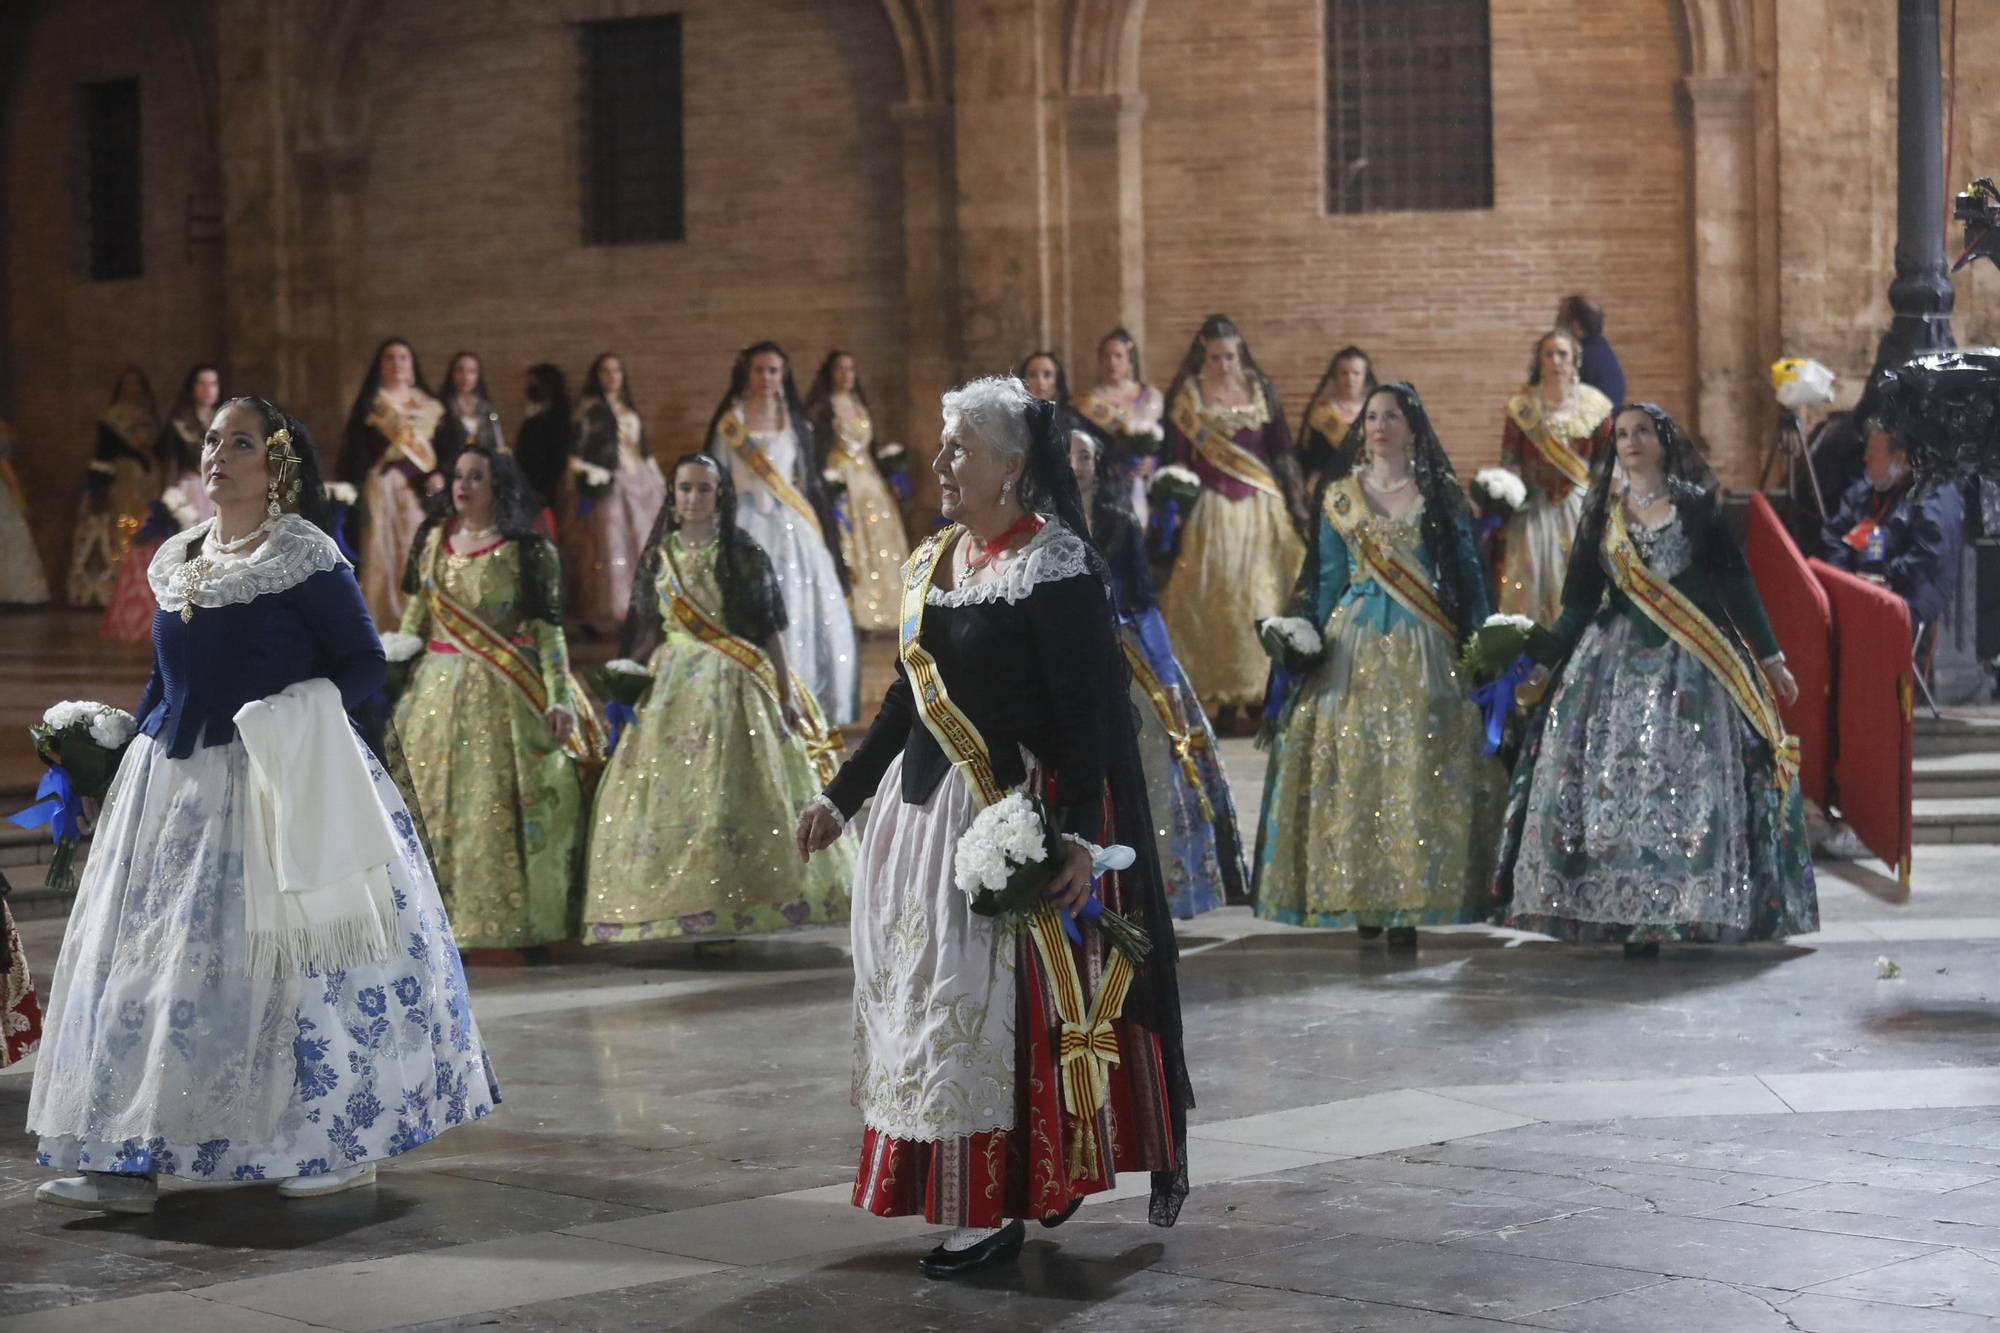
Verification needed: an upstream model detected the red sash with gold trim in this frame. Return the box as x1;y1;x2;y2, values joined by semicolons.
662;541;840;786
1504;390;1600;492
714;410;821;530
1170;387;1281;498
1322;476;1457;641
1602;504;1800;790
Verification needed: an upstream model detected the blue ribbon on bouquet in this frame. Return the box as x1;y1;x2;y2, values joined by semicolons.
7;768;82;845
1474;513;1504;541
1262;665;1297;725
330;503;360;564
602;700;638;755
1469;655;1533;755
1049;842;1137;946
833;495;852;535
1152;498;1182;553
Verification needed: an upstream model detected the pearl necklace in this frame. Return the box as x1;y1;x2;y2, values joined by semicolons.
457;522;501;543
1363;469;1414;495
206;519;274;554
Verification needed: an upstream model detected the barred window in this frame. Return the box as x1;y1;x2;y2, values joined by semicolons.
579;15;685;246
1326;0;1493;215
77;78;143;280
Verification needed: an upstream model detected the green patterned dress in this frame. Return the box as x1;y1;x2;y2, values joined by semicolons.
582;530;854;941
394;526;585;948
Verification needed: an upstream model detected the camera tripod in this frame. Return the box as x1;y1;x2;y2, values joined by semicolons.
1757;407;1829;525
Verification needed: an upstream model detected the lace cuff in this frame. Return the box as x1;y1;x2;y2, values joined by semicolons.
1760;651;1787;667
808;793;847;827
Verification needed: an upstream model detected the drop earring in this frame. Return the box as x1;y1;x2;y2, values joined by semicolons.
1000;480;1013;504
266;477;282;519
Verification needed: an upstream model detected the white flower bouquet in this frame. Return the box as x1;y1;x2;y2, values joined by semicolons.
1472;467;1528;520
325;481;360;507
162;487;202;532
1115;421;1168;458
873;441;912;475
952;792;1151;964
1256;615;1324;674
821;466;848;498
378;632;425;701
569;456;615;503
1459;612;1539;682
1148;463;1203;510
15;702;138;892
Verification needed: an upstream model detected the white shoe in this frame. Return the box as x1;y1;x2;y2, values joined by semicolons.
36;1173;158;1214
277;1161;376;1198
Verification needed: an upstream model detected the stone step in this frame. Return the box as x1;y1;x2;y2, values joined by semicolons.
1913;712;2000;757
1913;752;2000;801
1911;795;2000;845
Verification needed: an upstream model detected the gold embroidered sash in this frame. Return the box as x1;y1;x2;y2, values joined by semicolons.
661;541;840;786
1305;400;1356;447
1504;390;1599;492
1322;477;1456;641
1120;638;1213;822
1074;386;1159;439
421;539;605;764
899;526;1134;1179
1603;504;1800;790
715;410;821;530
1170;386;1281;498
368;394;439;474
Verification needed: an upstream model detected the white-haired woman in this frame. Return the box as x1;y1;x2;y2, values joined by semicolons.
795;376;1192;1280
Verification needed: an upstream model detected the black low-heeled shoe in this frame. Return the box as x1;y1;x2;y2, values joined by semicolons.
917;1220;1026;1280
1040;1197;1085;1229
1385;927;1418;948
1356;926;1384;940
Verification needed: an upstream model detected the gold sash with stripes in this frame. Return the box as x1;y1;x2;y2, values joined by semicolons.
1120;637;1213;822
661;540;840;786
1504;389;1603;493
1170;386;1281;498
900;526;1135;1180
1322;476;1457;641
368;394;439;474
715;410;821;530
1305;399;1356;447
1602;504;1800;790
420;538;605;765
1074;386;1157;438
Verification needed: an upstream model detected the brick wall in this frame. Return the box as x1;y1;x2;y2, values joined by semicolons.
3;0;224;579
1140;0;1692;471
344;0;908;468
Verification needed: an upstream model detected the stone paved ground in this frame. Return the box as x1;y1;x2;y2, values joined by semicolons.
1;737;1996;1331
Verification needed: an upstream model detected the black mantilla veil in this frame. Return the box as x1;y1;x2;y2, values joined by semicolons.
341;337;435;485
621;452;788;657
1162;313;1307;524
1097;327;1144;385
159;363;220;477
702;341;851;590
1322;382;1483;647
1299;345;1378;480
1562;401;1731;612
804;349;870;471
1016;350;1071;409
1019;392;1195;1227
401;444;561;624
439;351;495;413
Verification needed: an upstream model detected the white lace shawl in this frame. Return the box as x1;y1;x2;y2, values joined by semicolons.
149;514;350;615
924;516;1095;608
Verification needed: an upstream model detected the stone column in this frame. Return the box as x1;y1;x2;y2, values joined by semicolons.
1874;0;1955;375
1681;74;1764;484
891;100;957;513
211;0;298;407
950;0;1054;377
1060;92;1146;362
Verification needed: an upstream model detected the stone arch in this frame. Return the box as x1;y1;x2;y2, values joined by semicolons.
1063;0;1147;98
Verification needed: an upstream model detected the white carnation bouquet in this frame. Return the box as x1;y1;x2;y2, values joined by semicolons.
569;456;615;502
1256;615;1324;674
378;631;425;701
1148;463;1204;509
951;791;1151;963
162;487;202;531
1459;612;1540;682
1472;467;1528;519
325;481;360;507
1116;420;1168;458
14;702;138;892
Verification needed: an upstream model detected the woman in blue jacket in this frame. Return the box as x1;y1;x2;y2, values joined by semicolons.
27;397;498;1215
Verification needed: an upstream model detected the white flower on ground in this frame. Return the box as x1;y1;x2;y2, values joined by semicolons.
325;481;359;506
1875;956;1901;980
606;658;651;677
1258;616;1323;657
379;632;425;663
1474;467;1528;510
87;708;137;750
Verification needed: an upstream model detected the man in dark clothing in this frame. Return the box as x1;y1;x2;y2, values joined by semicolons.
1557;295;1625;407
1819;425;1965;629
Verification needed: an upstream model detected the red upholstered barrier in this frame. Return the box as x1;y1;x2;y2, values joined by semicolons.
1745;493;1834;808
1811;558;1915;882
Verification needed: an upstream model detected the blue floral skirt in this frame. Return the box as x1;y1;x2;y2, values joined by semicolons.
1124;628;1246;918
26;732;500;1181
